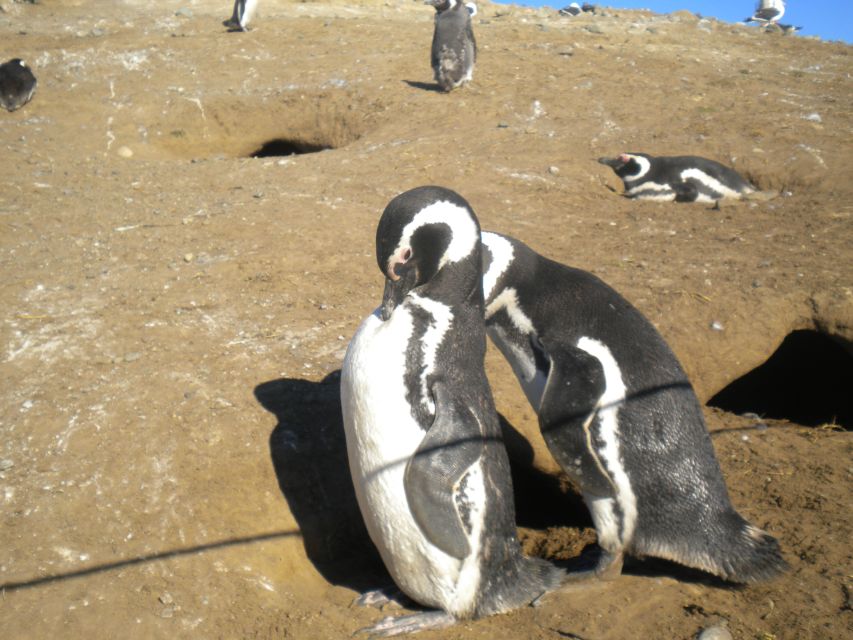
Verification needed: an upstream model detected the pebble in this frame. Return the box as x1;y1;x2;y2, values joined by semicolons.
803;112;822;123
184;253;194;263
117;146;133;158
158;592;174;605
697;625;733;640
124;352;141;363
548;165;560;175
710;320;724;331
175;7;193;18
0;459;13;471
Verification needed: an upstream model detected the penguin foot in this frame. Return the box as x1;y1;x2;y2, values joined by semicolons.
353;586;408;610
355;611;456;638
562;549;624;584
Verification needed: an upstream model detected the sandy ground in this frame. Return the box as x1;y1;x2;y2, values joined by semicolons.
1;1;851;638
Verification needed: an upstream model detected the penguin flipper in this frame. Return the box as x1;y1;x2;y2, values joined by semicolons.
538;342;615;496
404;382;483;560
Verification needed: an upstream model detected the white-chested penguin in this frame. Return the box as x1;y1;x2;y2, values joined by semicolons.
341;186;564;636
745;0;785;24
598;152;756;203
425;0;477;93
223;0;258;31
480;231;788;584
0;59;37;112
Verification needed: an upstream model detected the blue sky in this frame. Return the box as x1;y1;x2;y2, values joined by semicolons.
492;0;853;43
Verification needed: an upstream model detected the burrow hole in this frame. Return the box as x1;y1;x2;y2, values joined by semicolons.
249;138;332;158
708;329;853;429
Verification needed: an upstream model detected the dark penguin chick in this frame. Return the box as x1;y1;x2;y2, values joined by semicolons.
425;0;477;92
341;187;564;637
0;59;37;112
480;231;788;584
745;0;785;23
223;0;258;31
598;152;756;203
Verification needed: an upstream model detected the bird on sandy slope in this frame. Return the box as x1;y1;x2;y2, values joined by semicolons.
745;0;785;24
0;58;37;112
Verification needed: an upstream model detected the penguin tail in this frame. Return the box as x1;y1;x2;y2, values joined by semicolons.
476;553;565;616
714;518;789;584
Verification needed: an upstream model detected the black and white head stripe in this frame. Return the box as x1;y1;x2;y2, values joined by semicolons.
376;187;479;282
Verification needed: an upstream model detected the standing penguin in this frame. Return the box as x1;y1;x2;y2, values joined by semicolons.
598;152;756;203
341;187;563;636
480;230;788;583
425;0;477;92
223;0;258;31
0;59;37;112
745;0;785;24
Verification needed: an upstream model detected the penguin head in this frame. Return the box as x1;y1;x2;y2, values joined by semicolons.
425;0;473;14
598;153;652;182
375;186;481;319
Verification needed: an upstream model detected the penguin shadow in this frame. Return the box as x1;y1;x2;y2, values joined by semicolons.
254;371;388;592
403;79;445;93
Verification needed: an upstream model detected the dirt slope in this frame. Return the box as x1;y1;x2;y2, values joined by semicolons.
1;1;851;639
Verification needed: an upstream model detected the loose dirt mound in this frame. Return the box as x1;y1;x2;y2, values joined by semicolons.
1;1;850;639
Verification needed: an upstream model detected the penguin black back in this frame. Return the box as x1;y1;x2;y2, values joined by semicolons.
426;0;477;92
0;59;37;112
481;231;787;584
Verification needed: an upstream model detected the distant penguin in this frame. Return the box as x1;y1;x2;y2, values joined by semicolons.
425;0;477;92
559;3;581;17
776;23;802;35
745;0;785;24
341;186;564;636
480;230;788;583
223;0;258;31
0;59;37;112
598;152;756;203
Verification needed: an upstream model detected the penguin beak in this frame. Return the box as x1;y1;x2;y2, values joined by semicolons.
598;156;623;169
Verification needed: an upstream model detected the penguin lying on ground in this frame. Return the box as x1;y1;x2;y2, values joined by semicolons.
0;59;37;112
745;0;785;24
223;0;258;31
425;0;477;92
341;187;564;636
598;152;756;203
480;230;788;584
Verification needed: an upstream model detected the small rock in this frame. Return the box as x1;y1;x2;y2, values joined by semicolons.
584;23;605;34
548;165;560;175
803;112;822;123
158;592;174;605
0;459;13;471
117;146;133;158
124;352;141;363
183;253;194;263
175;7;193;18
710;320;724;331
697;625;733;640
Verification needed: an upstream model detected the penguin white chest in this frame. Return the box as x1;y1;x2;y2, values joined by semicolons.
341;306;476;611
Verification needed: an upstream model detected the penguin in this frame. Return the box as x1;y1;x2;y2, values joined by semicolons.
598;152;756;203
223;0;258;32
745;0;785;24
558;3;581;17
776;23;802;35
425;0;477;93
0;59;37;112
341;186;564;636
480;230;789;584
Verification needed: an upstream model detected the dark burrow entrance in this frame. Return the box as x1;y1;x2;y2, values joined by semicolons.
249;138;332;158
708;329;853;429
